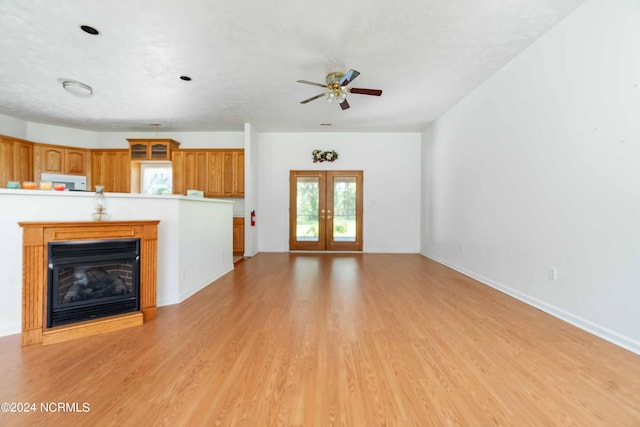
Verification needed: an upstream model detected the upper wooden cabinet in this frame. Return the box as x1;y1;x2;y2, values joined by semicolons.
222;151;244;197
235;151;244;197
65;149;87;174
172;150;208;196
172;149;244;198
35;145;89;176
13;140;34;183
207;151;224;196
0;138;13;186
127;139;180;161
91;149;131;193
0;136;34;186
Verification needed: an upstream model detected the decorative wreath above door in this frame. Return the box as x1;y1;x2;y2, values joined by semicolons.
312;149;339;163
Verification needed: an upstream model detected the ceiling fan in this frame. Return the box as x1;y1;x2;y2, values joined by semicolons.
297;69;382;110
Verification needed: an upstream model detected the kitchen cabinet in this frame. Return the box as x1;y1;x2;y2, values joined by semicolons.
233;217;244;254
235;151;244;196
0;138;13;186
0;136;34;186
206;151;223;196
223;150;244;197
128;139;180;161
172;149;244;198
13;140;34;183
65;149;88;175
35;144;88;176
91;149;131;193
172;150;207;195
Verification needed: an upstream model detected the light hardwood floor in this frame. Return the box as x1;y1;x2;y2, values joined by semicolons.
1;253;639;426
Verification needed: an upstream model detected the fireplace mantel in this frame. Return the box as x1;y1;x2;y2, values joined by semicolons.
19;220;159;346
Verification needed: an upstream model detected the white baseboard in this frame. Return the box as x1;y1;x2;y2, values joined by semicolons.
156;296;181;307
422;252;640;356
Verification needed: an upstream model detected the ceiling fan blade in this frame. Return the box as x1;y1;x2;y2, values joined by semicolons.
349;88;383;96
300;93;327;104
339;69;360;87
296;80;327;88
339;99;350;110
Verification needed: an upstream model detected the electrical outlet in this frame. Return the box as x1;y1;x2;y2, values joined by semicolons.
548;268;558;281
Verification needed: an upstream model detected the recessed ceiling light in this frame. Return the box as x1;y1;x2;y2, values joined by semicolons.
80;25;100;35
61;80;93;97
179;75;192;81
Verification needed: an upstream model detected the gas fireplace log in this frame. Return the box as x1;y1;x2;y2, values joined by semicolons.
63;267;131;303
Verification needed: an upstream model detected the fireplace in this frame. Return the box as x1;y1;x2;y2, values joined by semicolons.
47;239;140;327
19;220;159;346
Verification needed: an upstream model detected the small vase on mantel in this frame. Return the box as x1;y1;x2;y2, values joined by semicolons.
92;186;109;221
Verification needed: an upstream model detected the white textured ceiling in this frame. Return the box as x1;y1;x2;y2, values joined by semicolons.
0;0;585;133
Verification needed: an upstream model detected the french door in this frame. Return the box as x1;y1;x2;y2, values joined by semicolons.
289;170;363;251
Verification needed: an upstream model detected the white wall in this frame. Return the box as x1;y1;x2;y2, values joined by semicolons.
421;0;640;353
244;123;260;256
1;114;245;150
0;113;27;139
97;131;243;149
259;132;421;253
178;199;234;302
27;122;98;148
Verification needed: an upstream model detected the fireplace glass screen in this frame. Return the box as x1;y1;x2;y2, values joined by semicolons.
47;239;140;327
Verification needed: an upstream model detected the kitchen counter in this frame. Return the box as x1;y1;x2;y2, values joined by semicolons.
0;188;230;201
0;190;236;337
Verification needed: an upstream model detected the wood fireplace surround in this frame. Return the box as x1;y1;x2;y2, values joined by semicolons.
19;221;159;346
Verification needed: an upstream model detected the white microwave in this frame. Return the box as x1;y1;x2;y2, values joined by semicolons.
40;173;87;191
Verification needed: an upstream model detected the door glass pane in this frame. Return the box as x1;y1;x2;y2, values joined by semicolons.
296;177;320;242
333;176;357;242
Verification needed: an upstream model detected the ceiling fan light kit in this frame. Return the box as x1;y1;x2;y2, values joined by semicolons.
297;69;382;111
